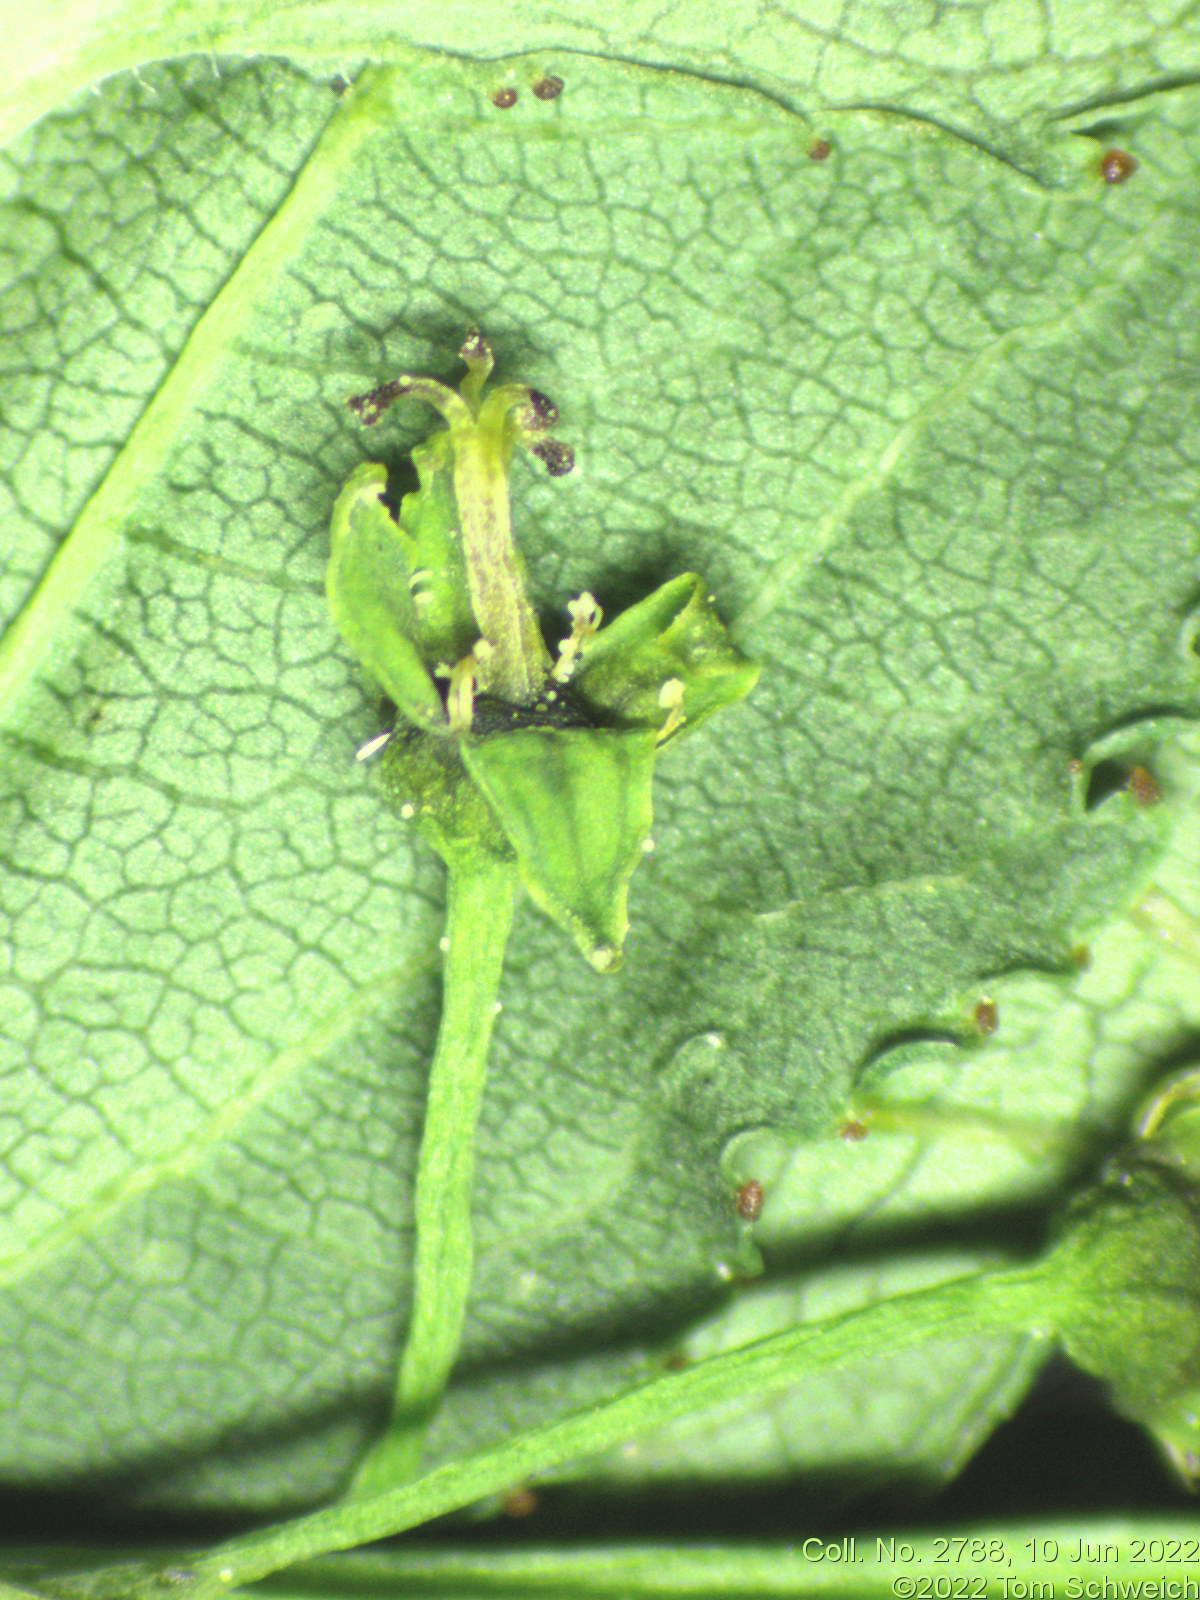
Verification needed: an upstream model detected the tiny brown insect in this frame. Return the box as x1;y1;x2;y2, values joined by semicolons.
839;1118;869;1142
532;75;564;101
735;1179;764;1221
1100;149;1137;184
973;997;999;1036
491;87;518;109
1126;765;1161;806
808;138;832;161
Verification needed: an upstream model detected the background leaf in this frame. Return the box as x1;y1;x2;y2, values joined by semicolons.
2;2;1200;1536
7;0;1200;158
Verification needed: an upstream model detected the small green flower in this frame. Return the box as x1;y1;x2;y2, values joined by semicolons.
328;334;757;969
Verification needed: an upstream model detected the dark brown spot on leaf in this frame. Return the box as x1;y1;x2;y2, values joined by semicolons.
839;1118;869;1142
1101;149;1137;184
492;87;518;109
533;75;564;101
808;138;832;161
973;997;999;1036
735;1179;764;1221
1126;765;1161;806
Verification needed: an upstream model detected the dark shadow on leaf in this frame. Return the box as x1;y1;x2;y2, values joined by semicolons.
533;525;709;652
1083;757;1135;810
1053;74;1200;124
934;1353;1195;1520
854;1028;973;1080
0;1389;383;1542
971;949;1091;981
1088;704;1197;739
760;1194;1056;1284
1071;118;1137;143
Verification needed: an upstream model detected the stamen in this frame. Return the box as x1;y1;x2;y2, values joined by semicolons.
553;591;602;682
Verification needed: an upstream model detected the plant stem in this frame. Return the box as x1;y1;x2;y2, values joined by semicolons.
162;1263;1055;1600
350;852;517;1495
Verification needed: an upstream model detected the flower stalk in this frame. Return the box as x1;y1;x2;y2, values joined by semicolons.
326;333;758;1485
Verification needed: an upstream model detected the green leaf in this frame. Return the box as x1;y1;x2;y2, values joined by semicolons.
3;5;1200;1560
7;0;1200;166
